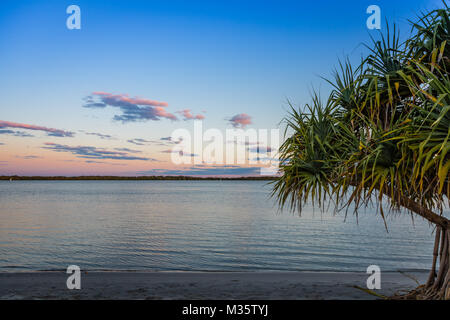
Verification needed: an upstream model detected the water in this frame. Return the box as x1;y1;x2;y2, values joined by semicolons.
0;181;436;272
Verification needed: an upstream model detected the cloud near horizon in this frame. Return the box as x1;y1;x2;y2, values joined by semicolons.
137;165;262;176
83;92;177;122
114;147;142;153
42;143;157;161
160;137;182;145
228;114;252;128
248;146;273;153
0;120;74;137
161;149;198;157
15;155;42;160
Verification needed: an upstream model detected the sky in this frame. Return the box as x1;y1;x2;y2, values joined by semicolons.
0;0;444;176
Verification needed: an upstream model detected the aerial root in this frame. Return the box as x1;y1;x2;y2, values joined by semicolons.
392;228;450;300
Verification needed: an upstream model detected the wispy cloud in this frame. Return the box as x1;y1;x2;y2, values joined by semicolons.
160;137;182;145
0;120;74;137
177;109;205;120
248;146;273;153
161;149;198;157
80;130;115;140
84;160;127;166
127;138;153;146
15;155;42;160
114;147;142;153
83;92;177;122
228;114;252;128
42;143;157;161
0;129;34;137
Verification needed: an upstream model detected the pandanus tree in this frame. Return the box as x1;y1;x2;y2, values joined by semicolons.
273;6;450;299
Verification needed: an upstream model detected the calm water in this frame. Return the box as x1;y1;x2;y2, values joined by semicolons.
0;181;436;272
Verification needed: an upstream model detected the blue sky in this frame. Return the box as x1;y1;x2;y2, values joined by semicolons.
0;0;444;176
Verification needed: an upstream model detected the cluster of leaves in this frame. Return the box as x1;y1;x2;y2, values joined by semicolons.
273;6;450;224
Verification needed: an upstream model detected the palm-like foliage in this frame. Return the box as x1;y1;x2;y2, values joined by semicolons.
273;94;346;212
408;3;450;64
273;6;450;299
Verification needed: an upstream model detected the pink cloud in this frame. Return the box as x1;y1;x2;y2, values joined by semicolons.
92;92;169;107
84;92;176;122
0;120;74;137
229;113;252;128
177;109;205;120
155;106;178;121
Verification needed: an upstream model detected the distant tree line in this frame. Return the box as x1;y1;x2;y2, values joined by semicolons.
1;176;276;181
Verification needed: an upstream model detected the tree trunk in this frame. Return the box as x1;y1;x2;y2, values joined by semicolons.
394;227;450;300
426;227;441;287
352;186;450;299
386;194;450;299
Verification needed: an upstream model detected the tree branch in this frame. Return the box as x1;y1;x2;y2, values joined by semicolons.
396;195;449;229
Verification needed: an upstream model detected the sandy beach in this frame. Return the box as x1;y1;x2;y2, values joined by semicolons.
0;271;427;300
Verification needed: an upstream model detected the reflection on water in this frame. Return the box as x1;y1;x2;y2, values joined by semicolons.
0;181;435;272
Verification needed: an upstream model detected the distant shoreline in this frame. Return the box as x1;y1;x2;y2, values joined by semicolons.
1;176;277;181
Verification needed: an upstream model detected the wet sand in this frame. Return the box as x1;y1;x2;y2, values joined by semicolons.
0;271;427;300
